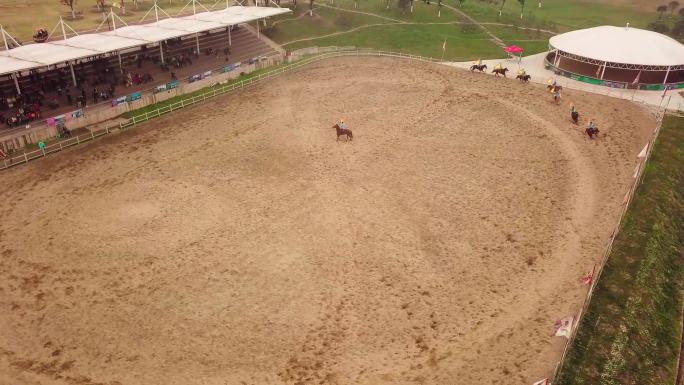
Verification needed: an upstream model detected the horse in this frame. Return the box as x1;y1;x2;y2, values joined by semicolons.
470;64;487;73
516;74;531;83
333;124;353;141
571;111;579;124
492;68;509;77
585;126;599;139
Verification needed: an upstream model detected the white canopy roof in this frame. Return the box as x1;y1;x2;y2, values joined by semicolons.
50;34;148;53
550;26;684;66
103;24;190;42
0;43;99;66
0;55;43;73
0;6;290;76
151;17;225;32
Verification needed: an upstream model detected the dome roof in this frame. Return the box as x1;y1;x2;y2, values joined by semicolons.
549;26;684;66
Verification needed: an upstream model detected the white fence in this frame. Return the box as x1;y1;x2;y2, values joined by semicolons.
551;108;667;383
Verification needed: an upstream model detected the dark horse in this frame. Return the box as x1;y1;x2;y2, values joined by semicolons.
333;124;353;141
492;67;509;77
470;64;487;72
516;74;531;83
571;111;579;124
585;126;599;139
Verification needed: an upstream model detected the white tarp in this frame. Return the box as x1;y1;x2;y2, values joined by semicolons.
550;26;684;66
50;34;148;53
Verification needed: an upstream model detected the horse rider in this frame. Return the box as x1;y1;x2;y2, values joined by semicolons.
588;120;596;130
554;87;562;101
339;118;348;131
570;104;577;114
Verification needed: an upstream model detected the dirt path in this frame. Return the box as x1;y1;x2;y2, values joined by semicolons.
0;57;654;385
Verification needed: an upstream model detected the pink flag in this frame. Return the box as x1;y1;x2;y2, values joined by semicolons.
637;143;648;158
581;265;595;285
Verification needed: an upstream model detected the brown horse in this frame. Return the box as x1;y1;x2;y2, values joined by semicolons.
516;74;531;82
585;126;599;139
470;64;487;72
333;124;353;141
492;67;509;77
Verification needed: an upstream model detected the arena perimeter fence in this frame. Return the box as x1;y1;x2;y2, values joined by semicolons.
0;47;674;384
551;108;668;384
0;48;434;170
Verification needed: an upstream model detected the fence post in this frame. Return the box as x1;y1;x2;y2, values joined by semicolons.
23;152;28;163
91;131;95;139
59;142;63;151
76;135;80;144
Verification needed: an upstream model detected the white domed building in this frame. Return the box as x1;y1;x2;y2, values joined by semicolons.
546;25;684;90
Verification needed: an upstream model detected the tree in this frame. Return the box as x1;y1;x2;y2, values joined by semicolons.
657;4;668;17
518;0;525;18
398;0;410;14
669;0;679;14
672;18;684;36
61;0;77;19
499;0;505;17
679;6;684;16
649;20;670;33
458;0;464;7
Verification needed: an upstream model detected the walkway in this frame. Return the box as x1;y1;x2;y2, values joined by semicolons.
445;52;684;112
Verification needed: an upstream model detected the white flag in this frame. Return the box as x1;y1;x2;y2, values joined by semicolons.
442;38;447;51
637;143;648;158
532;378;549;385
632;70;641;85
554;316;574;338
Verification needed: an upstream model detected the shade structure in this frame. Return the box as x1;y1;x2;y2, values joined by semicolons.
547;25;684;88
504;45;523;54
151;17;225;33
50;34;149;53
549;26;684;67
0;55;43;74
0;43;99;66
0;6;291;76
102;24;190;43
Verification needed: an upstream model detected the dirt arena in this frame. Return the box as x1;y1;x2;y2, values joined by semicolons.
0;57;654;385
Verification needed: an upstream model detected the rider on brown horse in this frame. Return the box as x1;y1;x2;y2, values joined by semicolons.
334;119;353;141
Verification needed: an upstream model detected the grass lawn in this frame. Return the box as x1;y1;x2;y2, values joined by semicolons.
556;115;684;385
284;23;503;60
457;0;658;31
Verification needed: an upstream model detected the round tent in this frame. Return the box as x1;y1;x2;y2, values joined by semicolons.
546;25;684;90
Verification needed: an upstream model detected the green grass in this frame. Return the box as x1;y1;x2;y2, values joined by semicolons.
556;115;684;385
457;0;657;31
284;23;503;60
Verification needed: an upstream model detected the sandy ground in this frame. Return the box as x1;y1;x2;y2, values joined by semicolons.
0;57;654;385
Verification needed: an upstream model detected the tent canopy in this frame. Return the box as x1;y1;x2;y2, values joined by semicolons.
0;6;291;76
50;34;149;53
549;26;684;66
0;43;99;66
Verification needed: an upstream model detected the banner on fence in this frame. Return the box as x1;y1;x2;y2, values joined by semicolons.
554;316;575;338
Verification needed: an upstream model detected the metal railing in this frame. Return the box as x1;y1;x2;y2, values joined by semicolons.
1;48;436;170
551;109;667;383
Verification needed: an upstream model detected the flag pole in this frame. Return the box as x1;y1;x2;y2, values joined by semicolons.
441;38;446;61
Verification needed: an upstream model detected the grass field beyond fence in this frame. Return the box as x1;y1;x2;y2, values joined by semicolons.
556;116;684;385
